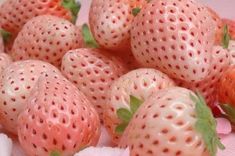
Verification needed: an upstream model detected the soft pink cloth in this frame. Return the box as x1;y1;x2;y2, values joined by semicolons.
218;134;235;156
76;0;92;26
75;147;129;156
97;126;113;147
216;118;235;156
216;118;232;136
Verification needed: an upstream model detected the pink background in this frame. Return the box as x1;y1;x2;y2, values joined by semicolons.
77;0;235;26
198;0;235;19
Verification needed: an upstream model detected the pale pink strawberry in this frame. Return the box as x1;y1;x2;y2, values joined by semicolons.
18;74;100;156
207;7;223;45
228;40;235;65
104;68;175;144
0;53;12;75
119;87;222;156
175;46;230;107
61;48;128;121
0;0;80;35
11;15;83;67
0;60;61;135
131;0;216;82
89;0;147;51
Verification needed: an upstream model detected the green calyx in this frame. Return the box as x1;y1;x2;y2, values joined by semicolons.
222;24;231;49
61;0;81;23
115;95;144;134
0;29;11;43
132;7;141;16
81;23;99;48
50;150;60;156
190;93;225;156
221;104;235;124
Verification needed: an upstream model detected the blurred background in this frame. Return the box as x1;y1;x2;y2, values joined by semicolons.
198;0;235;19
77;0;235;26
0;0;234;25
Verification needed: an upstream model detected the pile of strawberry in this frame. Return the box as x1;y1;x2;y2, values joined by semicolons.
0;0;235;156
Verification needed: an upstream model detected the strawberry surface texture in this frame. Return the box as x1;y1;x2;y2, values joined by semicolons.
0;0;233;156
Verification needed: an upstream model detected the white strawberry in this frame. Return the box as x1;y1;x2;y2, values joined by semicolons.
104;68;175;144
0;60;61;135
119;87;224;156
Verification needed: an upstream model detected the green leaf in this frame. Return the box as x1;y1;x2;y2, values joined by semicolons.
61;0;81;23
216;137;226;150
50;150;60;156
222;25;231;49
115;95;144;134
191;92;225;156
221;104;235;124
115;122;128;134
81;24;99;48
117;108;132;123
190;93;212;120
132;7;141;16
0;29;11;43
130;95;143;114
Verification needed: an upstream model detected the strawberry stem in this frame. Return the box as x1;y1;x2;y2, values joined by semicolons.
50;150;60;156
222;25;231;49
61;0;81;23
81;24;99;48
132;7;141;16
0;29;11;43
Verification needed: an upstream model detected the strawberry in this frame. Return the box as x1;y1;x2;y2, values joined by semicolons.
119;87;224;156
0;60;61;135
18;74;100;156
61;48;128;121
0;53;12;74
103;68;175;144
11;15;83;67
228;40;235;65
131;0;216;82
207;7;223;45
218;65;235;106
89;0;147;51
175;46;230;107
222;19;235;40
0;0;80;35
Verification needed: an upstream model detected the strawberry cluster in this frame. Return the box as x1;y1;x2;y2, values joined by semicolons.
0;0;235;156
